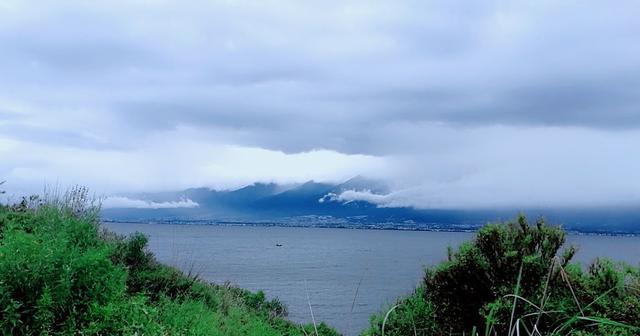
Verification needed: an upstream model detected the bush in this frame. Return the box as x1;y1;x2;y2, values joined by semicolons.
0;207;126;335
366;215;640;336
0;196;339;336
363;287;436;336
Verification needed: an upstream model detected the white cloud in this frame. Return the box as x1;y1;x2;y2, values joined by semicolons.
320;190;388;205
0;128;388;196
102;196;199;209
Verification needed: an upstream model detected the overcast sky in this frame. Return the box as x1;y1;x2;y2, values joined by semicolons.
1;0;640;208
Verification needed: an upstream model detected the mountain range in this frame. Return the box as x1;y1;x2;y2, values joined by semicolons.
101;176;640;234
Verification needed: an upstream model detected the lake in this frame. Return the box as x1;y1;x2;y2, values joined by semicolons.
103;223;640;335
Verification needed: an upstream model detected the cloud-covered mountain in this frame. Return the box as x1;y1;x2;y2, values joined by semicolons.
101;176;640;234
102;176;379;219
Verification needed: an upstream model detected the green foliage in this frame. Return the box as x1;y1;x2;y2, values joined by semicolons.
366;215;640;336
363;287;436;336
6;191;637;336
0;196;339;335
0;206;125;335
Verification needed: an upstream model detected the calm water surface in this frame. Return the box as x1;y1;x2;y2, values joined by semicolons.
103;223;640;335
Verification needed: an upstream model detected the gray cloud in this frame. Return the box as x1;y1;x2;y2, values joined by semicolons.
1;0;639;207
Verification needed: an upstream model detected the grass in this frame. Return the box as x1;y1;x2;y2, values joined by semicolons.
0;188;339;336
364;215;640;336
2;186;639;336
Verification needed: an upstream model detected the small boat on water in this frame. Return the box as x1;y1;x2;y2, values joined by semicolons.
276;243;283;247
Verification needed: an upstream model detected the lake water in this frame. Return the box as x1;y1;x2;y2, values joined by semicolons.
103;223;640;335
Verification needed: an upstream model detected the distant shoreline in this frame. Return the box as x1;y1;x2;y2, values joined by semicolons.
101;219;640;237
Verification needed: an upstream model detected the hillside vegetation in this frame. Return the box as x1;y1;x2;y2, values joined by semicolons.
0;189;337;336
2;185;640;336
364;216;640;336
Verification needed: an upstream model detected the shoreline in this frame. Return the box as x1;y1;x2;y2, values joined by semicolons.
101;218;640;237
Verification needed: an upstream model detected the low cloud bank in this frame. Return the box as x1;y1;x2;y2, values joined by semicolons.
321;189;425;208
324;180;640;209
320;190;390;206
102;196;199;209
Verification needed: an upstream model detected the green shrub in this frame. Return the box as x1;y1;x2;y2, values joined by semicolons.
366;215;640;336
0;197;339;336
363;287;436;336
0;206;127;335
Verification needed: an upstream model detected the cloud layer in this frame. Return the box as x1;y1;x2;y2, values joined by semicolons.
102;196;199;209
1;0;639;208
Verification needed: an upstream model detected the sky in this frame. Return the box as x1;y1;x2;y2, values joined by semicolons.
1;0;639;209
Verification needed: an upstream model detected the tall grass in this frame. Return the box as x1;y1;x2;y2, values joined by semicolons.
4;186;637;336
366;215;640;336
0;188;339;336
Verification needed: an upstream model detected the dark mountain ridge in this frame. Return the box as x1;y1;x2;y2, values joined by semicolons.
101;177;640;234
